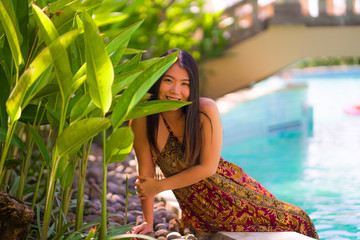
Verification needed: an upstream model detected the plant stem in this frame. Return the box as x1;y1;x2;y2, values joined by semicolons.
0;122;16;187
17;127;34;200
124;175;129;225
41;98;69;239
100;129;107;239
75;139;92;230
32;162;45;209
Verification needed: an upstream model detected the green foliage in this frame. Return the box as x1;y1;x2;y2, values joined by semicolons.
0;0;191;239
97;0;228;61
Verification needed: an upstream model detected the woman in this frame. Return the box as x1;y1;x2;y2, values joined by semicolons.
130;49;319;239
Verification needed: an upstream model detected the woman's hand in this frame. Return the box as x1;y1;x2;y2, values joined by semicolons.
132;222;153;235
135;176;162;200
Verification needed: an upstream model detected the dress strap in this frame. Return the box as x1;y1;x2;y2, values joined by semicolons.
161;115;175;135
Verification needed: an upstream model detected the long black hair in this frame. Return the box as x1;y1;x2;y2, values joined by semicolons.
146;49;201;167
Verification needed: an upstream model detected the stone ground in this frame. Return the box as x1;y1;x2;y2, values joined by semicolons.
69;143;202;240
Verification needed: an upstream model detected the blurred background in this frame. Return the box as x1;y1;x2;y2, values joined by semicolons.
121;0;360;239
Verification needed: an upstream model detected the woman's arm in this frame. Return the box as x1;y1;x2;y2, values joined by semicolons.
136;98;223;199
130;117;156;233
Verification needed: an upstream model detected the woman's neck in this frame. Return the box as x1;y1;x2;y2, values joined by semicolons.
161;109;185;122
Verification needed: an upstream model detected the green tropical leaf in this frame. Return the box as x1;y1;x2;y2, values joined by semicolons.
123;48;143;55
55;118;111;157
69;92;95;122
6;29;80;124
22;66;52;108
0;0;23;69
83;11;114;115
125;100;190;121
106;20;143;66
115;52;142;75
0;126;25;153
105;127;133;164
60;160;75;189
112;71;141;96
32;3;73;100
0;66;9;128
112;51;178;129
28;124;50;165
2;0;22;43
93;12;128;27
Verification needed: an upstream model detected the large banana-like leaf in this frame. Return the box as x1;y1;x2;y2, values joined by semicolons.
115;52;142;75
22;67;52;108
69;92;93;122
60;160;75;189
0;0;23;69
105;127;133;164
70;70;141;123
6;29;80;124
112;51;178;129
83;11;114;115
125;100;191;121
55;118;111;158
32;4;73;100
93;12;128;27
106;20;143;66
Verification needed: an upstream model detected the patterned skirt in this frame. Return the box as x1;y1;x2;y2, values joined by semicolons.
172;158;319;239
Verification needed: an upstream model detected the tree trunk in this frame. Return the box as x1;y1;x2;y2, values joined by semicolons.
0;191;34;240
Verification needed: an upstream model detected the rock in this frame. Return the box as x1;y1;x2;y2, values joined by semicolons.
126;214;136;224
115;165;124;172
129;210;143;217
166;212;178;221
183;227;192;235
124;166;134;174
157;237;167;240
166;232;182;240
107;206;116;213
114;203;125;212
185;234;197;240
154;201;166;208
155;223;168;231
168;218;181;232
109;214;124;224
84;214;100;223
89;183;102;199
155;229;170;238
135;215;143;225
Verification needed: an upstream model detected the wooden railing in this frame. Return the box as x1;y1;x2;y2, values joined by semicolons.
219;0;360;46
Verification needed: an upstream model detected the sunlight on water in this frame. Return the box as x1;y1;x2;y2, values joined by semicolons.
221;67;360;240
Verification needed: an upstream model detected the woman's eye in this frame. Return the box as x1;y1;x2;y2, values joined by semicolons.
182;82;190;86
164;79;172;83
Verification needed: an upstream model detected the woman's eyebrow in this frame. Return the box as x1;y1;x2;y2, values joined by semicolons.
163;74;189;81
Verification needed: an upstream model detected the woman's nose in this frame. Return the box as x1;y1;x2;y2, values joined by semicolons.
170;83;179;93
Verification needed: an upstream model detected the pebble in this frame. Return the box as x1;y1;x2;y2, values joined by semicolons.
155;229;170;238
166;232;182;240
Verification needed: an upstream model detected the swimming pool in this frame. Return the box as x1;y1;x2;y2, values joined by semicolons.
220;67;360;239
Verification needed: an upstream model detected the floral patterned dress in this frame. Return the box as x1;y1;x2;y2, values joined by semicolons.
155;118;319;239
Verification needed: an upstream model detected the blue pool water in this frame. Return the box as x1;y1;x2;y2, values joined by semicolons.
221;67;360;239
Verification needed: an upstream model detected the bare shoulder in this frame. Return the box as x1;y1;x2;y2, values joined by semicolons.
199;97;219;115
130;116;147;132
199;97;220;123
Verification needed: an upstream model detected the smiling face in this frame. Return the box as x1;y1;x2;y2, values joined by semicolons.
158;63;190;102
